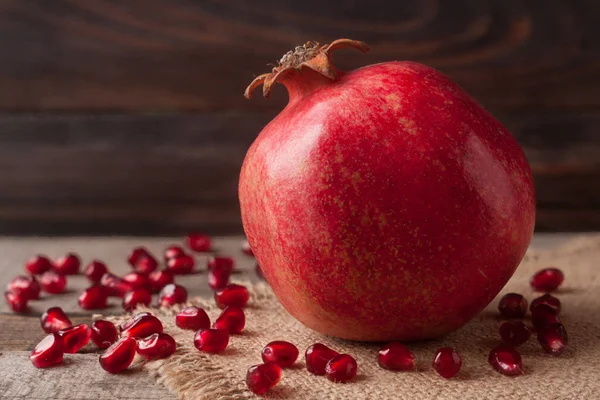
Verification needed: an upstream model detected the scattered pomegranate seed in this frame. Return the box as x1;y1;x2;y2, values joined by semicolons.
5;290;28;312
255;264;265;279
213;306;245;334
53;253;81;275
262;341;299;367
377;342;415;371
84;260;108;283
241;240;253;256
122;288;152;311
127;247;152;267
25;255;52;275
325;354;358;383
432;348;462;379
7;275;41;300
30;333;64;368
137;333;177;360
166;255;195;275
186;232;211;252
530;267;564;292
498;293;527;319
207;256;234;273
194;328;229;353
148;270;174;293
78;285;108;310
305;343;339;375
100;272;133;297
41;307;72;333
99;337;137;374
246;363;281;395
133;256;158;275
91;320;118;349
58;323;92;353
208;267;231;290
488;344;524;376
175;306;210;331
164;245;186;261
499;320;532;346
537;323;568;356
40;271;67;294
214;283;249;309
122;272;151;290
532;304;561;329
158;283;188;307
120;312;163;339
530;293;561;313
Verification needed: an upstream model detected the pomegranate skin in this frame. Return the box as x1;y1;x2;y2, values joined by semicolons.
240;60;536;341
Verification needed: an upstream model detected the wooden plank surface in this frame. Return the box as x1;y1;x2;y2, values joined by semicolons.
0;234;588;399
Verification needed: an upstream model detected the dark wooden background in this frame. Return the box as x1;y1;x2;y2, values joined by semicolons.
0;0;599;235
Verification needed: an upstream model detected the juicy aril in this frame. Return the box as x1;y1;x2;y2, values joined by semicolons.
240;39;535;341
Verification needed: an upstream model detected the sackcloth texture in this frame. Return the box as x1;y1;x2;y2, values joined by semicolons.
106;236;600;400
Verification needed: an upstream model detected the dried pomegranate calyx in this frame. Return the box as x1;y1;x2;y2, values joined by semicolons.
244;39;370;99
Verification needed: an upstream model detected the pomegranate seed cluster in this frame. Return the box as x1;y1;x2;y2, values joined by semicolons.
14;237;570;394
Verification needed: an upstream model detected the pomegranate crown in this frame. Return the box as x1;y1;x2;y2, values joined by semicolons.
244;38;370;99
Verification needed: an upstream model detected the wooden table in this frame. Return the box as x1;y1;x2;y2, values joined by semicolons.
0;234;586;399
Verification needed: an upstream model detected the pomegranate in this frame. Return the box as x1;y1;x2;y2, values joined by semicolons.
30;333;64;368
158;283;188;307
213;306;245;334
91;320;118;349
127;247;152;267
377;342;415;371
120;312;163;339
78;285;109;310
208;267;231;290
41;307;72;333
100;272;133;297
5;290;28;312
261;341;299;367
7;275;41;300
532;304;561;330
134;256;158;275
137;333;177;360
240;39;535;341
305;343;339;375
165;254;195;275
497;293;527;319
325;354;358;383
207;256;234;272
488;344;524;376
537;323;567;356
53;253;81;275
186;233;211;252
122;272;151;290
432;348;461;379
148;270;174;293
530;293;561;313
40;271;67;294
214;283;249;309
99;337;137;373
246;363;281;395
176;306;211;331
84;260;108;283
164;245;186;261
530;268;564;292
122;288;152;311
194;328;229;353
25;255;52;275
58;323;92;353
499;321;531;347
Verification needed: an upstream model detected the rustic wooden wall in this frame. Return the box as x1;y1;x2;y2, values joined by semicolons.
0;0;598;234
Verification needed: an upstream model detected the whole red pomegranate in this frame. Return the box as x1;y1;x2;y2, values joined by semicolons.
240;39;535;341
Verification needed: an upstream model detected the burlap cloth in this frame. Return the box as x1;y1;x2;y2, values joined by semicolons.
107;236;600;399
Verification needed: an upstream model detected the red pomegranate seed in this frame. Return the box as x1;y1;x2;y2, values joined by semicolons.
176;306;210;330
488;344;524;376
213;306;245;334
432;348;461;379
84;260;108;283
207;256;234;272
137;333;177;360
53;253;81;275
5;290;28;312
58;323;92;353
256;264;265;279
325;354;358;383
530;293;561;313
78;285;108;310
537;323;568;356
158;283;188;307
186;232;211;252
530;267;564;292
40;271;67;294
532;304;561;329
127;246;152;267
262;341;299;368
133;256;158;275
7;275;41;300
91;320;118;349
164;245;186;261
305;343;339;375
246;363;281;395
120;312;163;339
25;255;52;275
100;272;133;297
499;320;532;346
377;342;415;371
41;307;72;333
241;240;254;256
208;267;231;290
166;255;195;275
122;288;152;311
498;293;527;319
214;283;249;309
122;272;151;290
99;337;137;374
193;328;229;353
30;333;64;368
148;270;174;293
